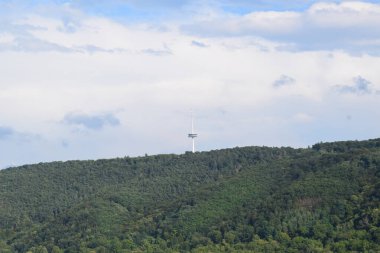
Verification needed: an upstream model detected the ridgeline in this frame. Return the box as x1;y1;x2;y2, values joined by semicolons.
0;139;379;252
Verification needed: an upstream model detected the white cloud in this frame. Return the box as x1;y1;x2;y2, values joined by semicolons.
12;15;176;54
181;1;380;53
1;2;380;167
242;11;301;34
0;33;15;44
307;2;380;28
292;113;314;123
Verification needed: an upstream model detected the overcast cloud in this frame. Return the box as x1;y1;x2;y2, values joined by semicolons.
1;0;380;168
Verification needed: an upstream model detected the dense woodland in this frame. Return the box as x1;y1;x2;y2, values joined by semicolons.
0;139;379;252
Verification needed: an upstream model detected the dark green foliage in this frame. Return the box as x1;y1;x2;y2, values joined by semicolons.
0;139;379;252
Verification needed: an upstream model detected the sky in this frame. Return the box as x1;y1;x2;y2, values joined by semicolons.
1;0;380;168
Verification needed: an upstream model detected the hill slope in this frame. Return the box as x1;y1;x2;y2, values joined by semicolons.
0;139;379;252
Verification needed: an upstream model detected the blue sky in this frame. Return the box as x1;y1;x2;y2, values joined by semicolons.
1;0;380;168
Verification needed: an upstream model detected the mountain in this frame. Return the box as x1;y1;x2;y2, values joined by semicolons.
0;139;379;253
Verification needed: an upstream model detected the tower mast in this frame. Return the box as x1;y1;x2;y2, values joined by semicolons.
188;112;197;153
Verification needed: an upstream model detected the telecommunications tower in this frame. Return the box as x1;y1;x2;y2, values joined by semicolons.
188;113;197;153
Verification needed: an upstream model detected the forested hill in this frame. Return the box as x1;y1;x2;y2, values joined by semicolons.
0;139;379;253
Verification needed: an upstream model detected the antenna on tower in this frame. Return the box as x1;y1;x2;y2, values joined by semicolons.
188;111;198;153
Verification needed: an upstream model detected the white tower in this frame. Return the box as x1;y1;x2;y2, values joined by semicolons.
188;113;197;153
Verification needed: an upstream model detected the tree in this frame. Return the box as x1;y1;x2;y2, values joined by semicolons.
51;246;63;253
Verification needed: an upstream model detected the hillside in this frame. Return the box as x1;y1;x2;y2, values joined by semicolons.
0;139;379;253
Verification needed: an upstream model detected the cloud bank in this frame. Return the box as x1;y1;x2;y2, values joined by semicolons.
0;1;380;168
182;1;380;54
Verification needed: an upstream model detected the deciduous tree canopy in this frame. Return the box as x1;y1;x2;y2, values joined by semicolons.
0;139;379;252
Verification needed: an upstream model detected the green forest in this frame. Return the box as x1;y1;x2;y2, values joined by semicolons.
0;139;379;252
